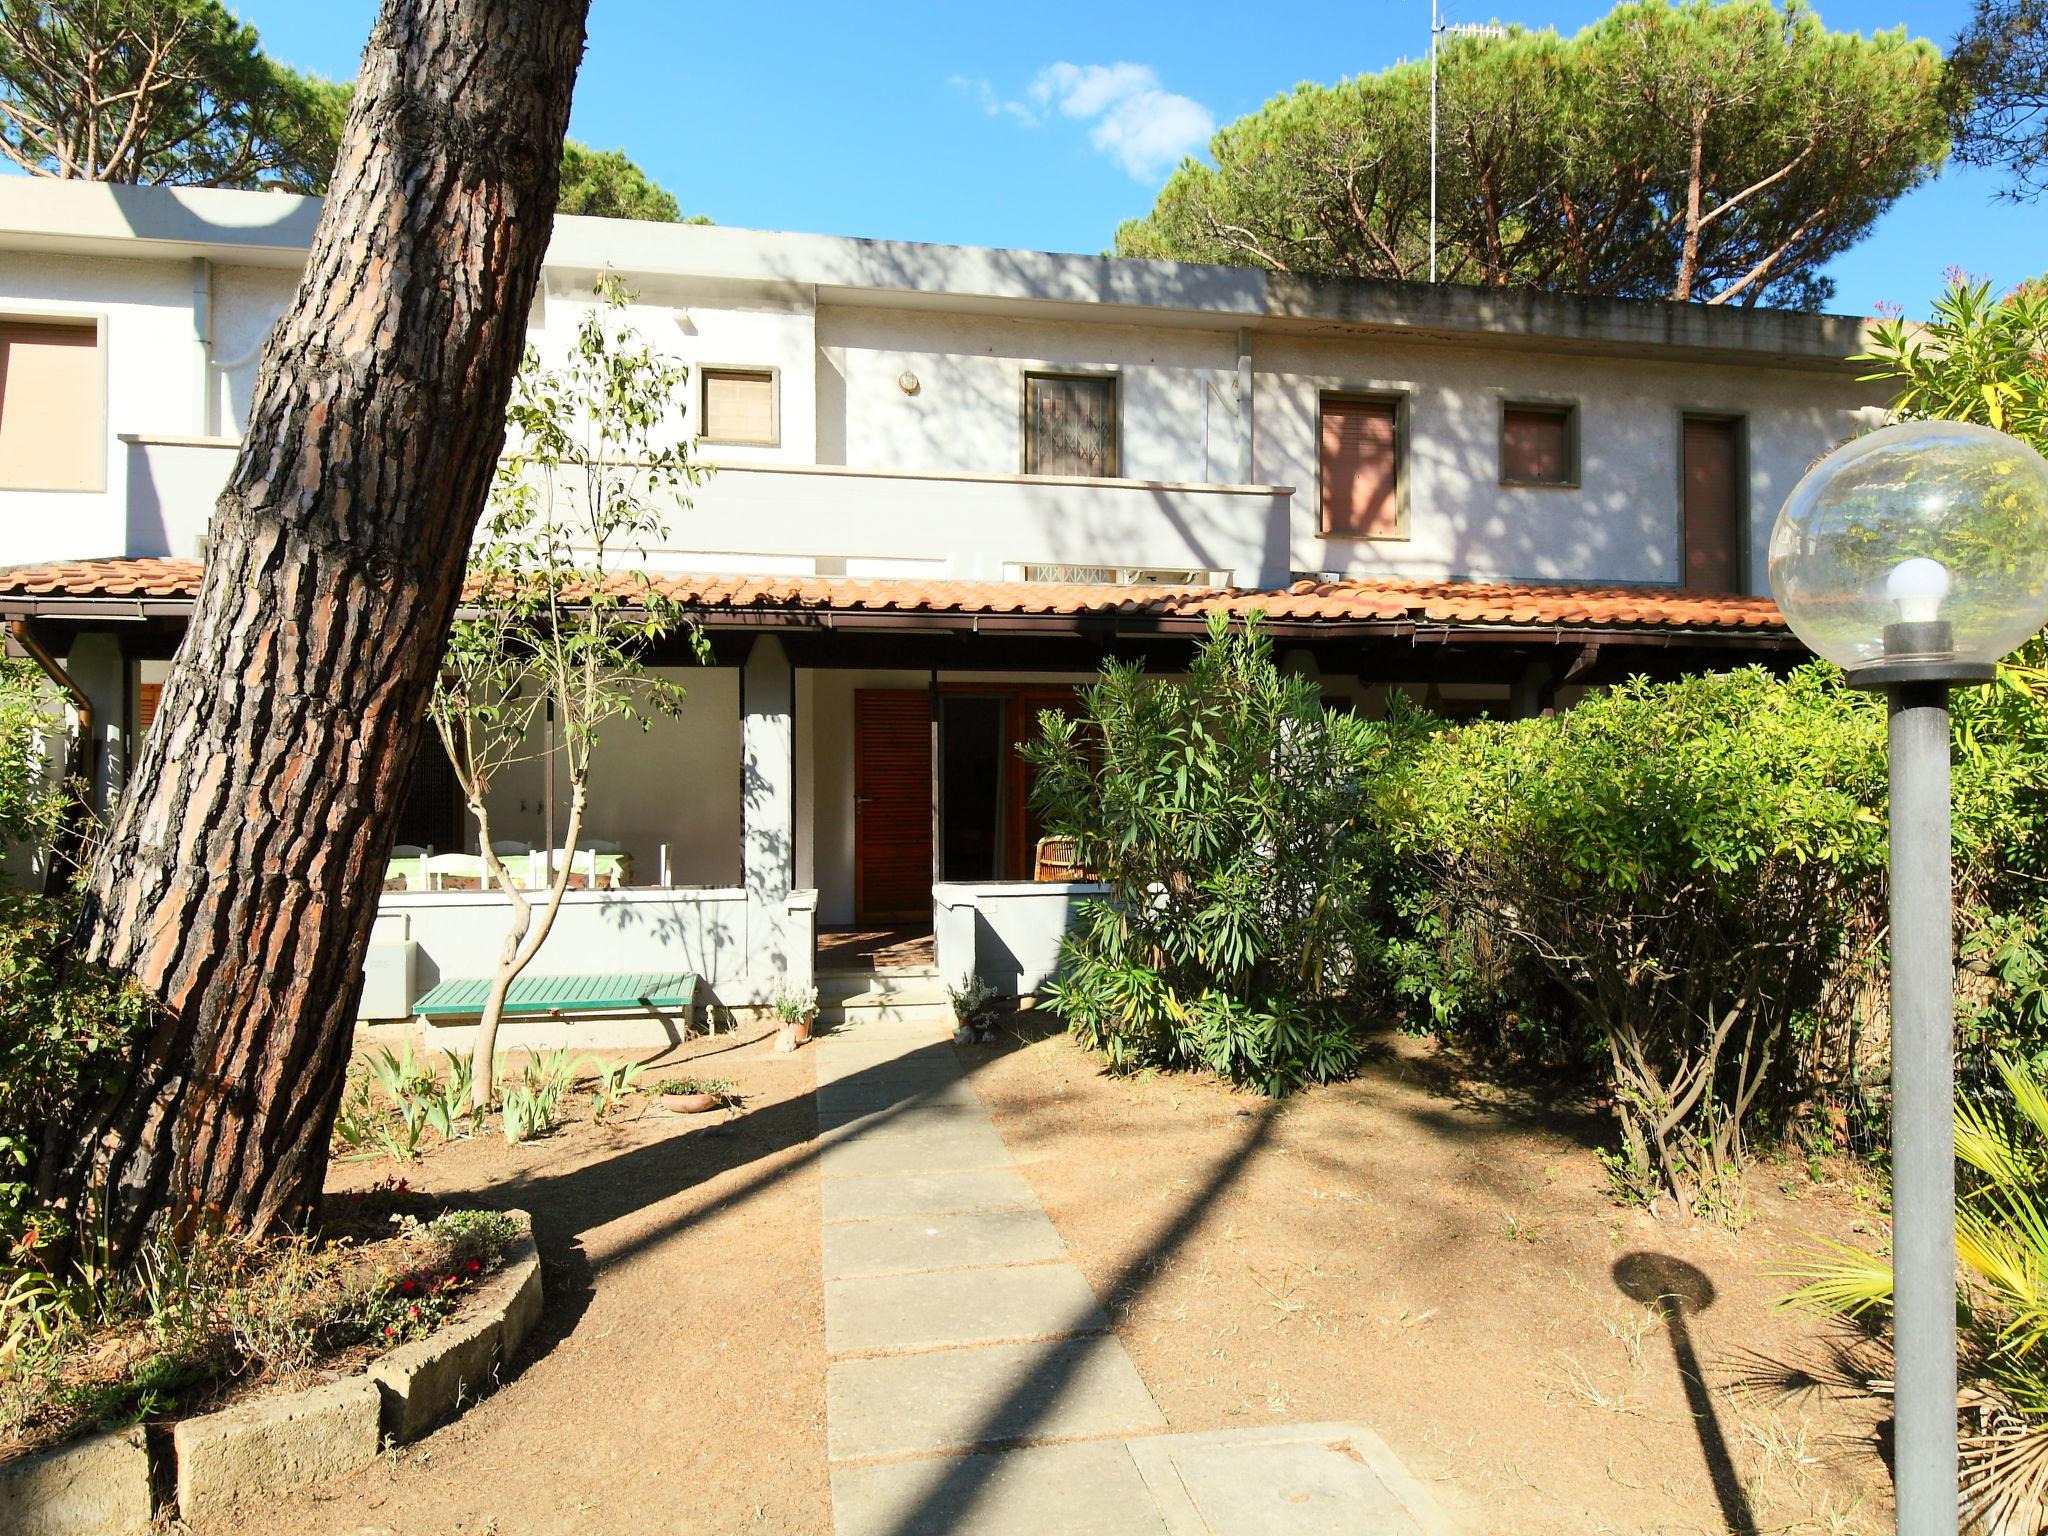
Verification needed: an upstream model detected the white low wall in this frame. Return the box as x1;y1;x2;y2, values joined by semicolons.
363;884;817;1027
933;880;1107;997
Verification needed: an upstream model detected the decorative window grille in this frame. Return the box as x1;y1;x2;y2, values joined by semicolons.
1016;562;1224;587
1024;372;1117;477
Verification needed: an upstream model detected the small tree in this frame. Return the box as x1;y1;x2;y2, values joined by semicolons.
1026;614;1394;1094
429;276;702;1111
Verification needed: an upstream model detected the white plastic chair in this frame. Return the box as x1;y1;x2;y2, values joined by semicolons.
389;844;429;891
424;852;486;890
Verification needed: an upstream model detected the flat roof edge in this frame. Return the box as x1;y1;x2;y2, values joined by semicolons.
0;180;1871;362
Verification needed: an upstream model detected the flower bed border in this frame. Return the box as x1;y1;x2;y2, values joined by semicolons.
3;1209;542;1535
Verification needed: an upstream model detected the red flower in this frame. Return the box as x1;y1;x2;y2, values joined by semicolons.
400;1279;416;1294
465;1259;481;1273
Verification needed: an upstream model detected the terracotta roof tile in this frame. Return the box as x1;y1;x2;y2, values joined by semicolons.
0;558;1788;634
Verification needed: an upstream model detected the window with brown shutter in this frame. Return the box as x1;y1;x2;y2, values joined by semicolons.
700;367;777;445
1500;402;1575;487
1024;372;1117;478
0;319;101;491
136;683;161;735
1681;414;1744;592
1319;395;1402;538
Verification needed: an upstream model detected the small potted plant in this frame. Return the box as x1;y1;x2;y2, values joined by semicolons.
656;1076;734;1114
772;983;819;1052
950;975;1004;1045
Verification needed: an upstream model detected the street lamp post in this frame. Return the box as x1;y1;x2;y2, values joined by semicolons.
1768;420;2048;1535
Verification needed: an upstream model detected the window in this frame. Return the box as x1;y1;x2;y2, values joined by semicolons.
1024;372;1117;477
0;319;101;490
1681;414;1744;591
700;366;777;446
1500;401;1576;487
1318;394;1403;538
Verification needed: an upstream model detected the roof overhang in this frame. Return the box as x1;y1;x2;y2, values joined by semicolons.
0;180;1877;371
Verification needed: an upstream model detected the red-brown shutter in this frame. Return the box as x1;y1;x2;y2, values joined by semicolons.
136;682;161;734
1319;398;1400;537
854;689;933;924
1502;406;1570;485
1682;416;1742;591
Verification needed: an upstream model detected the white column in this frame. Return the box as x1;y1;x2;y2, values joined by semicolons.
742;635;798;1005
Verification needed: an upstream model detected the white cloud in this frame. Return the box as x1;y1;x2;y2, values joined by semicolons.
952;62;1214;182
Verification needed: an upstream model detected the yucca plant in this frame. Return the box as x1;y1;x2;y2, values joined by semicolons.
1784;1053;2048;1530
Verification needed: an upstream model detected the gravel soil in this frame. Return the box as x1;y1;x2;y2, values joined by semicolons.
961;1019;1894;1536
198;1027;830;1536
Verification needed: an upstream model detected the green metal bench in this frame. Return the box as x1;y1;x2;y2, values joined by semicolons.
413;970;698;1023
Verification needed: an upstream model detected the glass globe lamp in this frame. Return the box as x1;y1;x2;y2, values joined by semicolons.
1766;420;2048;684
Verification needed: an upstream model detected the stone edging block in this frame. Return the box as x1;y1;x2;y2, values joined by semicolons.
368;1210;541;1443
172;1375;379;1523
0;1209;543;1534
0;1427;151;1536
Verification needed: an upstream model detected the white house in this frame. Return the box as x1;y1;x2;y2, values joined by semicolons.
0;179;1882;1031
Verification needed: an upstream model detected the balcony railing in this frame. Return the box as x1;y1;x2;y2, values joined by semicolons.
116;438;1300;588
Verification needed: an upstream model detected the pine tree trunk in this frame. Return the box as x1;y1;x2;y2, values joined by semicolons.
43;0;590;1263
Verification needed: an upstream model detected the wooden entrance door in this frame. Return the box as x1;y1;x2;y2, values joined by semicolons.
854;689;932;924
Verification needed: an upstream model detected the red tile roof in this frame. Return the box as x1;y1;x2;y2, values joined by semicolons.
0;558;1787;633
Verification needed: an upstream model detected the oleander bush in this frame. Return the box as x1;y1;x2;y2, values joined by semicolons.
1027;614;1410;1094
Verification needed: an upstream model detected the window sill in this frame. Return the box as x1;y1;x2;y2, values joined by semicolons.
1316;530;1409;542
1499;479;1581;491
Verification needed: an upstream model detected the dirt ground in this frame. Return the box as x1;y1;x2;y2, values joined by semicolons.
963;1020;1895;1536
199;1018;1894;1536
200;1026;833;1536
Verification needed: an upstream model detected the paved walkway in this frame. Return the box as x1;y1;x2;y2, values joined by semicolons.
812;1014;1455;1536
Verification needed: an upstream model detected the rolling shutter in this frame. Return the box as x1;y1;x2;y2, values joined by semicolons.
1319;398;1400;537
701;368;776;444
1502;406;1571;485
1682;416;1742;592
0;321;100;490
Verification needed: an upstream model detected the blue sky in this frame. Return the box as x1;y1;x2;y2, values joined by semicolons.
243;0;2040;319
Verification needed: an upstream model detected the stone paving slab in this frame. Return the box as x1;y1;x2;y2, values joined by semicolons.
831;1440;1167;1536
815;1082;983;1119
822;1207;1068;1279
816;1100;993;1136
827;1336;1165;1460
817;1122;1015;1179
826;1263;1107;1355
821;1166;1042;1222
1127;1423;1455;1535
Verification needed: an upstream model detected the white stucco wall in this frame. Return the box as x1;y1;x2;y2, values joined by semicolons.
0;250;205;561
0;197;1886;595
1254;331;1886;590
818;304;1243;482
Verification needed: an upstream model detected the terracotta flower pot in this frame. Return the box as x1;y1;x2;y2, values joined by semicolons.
793;1016;813;1045
660;1091;721;1114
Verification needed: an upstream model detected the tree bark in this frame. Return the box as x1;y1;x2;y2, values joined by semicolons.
42;0;590;1263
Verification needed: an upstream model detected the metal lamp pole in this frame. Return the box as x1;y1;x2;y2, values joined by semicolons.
1857;608;1991;1536
1770;421;2048;1536
1884;678;1963;1535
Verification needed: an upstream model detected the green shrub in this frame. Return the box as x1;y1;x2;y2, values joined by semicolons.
1390;666;1892;1208
1026;615;1398;1094
0;891;149;1256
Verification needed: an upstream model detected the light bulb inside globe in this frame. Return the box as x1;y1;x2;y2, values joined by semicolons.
1886;557;1951;625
